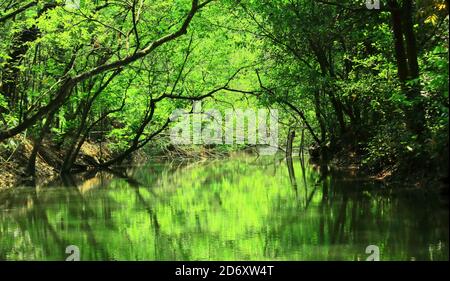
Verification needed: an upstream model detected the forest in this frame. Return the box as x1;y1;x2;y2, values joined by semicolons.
0;0;448;261
0;0;448;184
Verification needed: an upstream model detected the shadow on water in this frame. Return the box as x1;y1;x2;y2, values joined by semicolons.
0;154;448;261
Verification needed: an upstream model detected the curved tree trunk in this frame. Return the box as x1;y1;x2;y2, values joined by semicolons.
25;111;55;178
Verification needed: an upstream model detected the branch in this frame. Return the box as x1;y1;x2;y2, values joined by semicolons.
255;70;322;145
0;1;37;24
154;66;251;102
72;0;210;83
0;0;212;142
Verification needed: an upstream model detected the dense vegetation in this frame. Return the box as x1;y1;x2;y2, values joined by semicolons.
0;0;448;185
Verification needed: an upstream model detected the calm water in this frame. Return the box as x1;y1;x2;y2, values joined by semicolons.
0;154;448;261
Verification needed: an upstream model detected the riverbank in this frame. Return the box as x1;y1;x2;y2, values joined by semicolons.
327;145;449;193
0;138;233;189
1;136;448;192
0;136;115;189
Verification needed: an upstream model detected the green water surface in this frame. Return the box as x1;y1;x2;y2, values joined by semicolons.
0;155;448;261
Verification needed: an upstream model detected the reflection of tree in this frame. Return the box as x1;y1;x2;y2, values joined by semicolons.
13;188;67;260
73;185;110;260
108;168;164;258
286;154;298;197
0;157;448;261
286;130;298;195
330;194;348;245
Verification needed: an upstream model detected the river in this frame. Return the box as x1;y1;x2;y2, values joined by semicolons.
0;154;448;260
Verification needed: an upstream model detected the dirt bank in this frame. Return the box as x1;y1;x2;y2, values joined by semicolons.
0;136;112;189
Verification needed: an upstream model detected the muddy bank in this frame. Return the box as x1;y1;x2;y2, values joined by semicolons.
0;136;114;189
317;147;450;192
0;138;231;189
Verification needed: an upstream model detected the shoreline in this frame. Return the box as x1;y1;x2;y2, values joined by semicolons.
2;139;448;194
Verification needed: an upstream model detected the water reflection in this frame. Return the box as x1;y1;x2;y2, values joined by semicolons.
0;155;448;260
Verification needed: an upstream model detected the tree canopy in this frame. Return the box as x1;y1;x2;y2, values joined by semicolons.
0;0;448;179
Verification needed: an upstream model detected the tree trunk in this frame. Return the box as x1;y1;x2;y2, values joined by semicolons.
403;0;425;135
286;130;297;188
389;0;409;83
314;90;327;144
25;112;55;177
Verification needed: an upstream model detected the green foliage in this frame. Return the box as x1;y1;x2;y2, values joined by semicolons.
0;0;448;175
